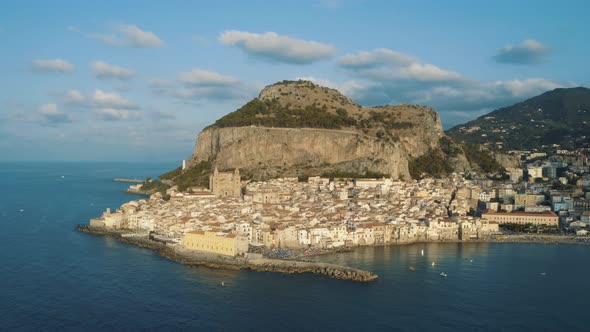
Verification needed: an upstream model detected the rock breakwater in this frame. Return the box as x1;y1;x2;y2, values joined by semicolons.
76;225;378;282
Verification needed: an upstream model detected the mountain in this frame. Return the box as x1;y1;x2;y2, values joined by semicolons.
167;80;507;184
446;87;590;150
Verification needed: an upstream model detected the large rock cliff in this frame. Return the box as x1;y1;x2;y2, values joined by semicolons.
189;80;456;180
193;126;408;179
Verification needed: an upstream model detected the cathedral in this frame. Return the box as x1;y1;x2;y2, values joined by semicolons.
209;167;241;198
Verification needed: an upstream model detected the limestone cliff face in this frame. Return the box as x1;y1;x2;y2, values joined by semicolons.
189;80;449;180
192;126;408;179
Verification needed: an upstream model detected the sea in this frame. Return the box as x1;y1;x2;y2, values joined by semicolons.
1;161;589;331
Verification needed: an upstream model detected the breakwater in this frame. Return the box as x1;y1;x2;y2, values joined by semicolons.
76;225;378;282
113;178;145;183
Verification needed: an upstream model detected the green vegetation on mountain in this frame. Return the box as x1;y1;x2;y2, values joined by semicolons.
447;87;590;150
408;149;454;179
213;98;357;129
140;179;170;195
461;143;506;173
159;161;212;192
159;167;182;180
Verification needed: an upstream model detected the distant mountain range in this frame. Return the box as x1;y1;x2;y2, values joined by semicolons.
446;87;590;150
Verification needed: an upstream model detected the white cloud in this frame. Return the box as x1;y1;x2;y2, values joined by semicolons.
62;89;86;105
339;48;463;83
170;86;247;100
338;48;417;68
92;89;136;109
38;103;71;123
94;108;141;121
334;47;573;126
88;24;164;48
218;30;336;64
177;69;240;86
32;59;75;73
296;76;368;98
92;61;136;79
494;39;551;64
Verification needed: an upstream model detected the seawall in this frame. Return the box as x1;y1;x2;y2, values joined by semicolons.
76;225;378;282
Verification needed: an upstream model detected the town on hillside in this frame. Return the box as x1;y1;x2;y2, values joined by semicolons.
90;146;590;258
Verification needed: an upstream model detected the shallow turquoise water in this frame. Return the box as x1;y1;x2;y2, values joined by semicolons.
1;162;587;331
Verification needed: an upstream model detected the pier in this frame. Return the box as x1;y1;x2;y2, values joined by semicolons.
113;178;145;183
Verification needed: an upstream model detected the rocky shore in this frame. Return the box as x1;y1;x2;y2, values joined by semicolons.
76;225;378;282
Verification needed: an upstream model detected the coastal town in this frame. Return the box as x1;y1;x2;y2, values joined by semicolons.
88;147;590;259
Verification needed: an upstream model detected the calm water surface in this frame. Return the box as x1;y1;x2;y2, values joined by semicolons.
1;162;588;331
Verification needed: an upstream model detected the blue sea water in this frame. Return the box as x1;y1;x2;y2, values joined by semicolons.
1;162;589;331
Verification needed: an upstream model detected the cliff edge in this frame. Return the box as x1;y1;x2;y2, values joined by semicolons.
189;80;463;180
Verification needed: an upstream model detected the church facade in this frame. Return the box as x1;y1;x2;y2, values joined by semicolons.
209;167;241;198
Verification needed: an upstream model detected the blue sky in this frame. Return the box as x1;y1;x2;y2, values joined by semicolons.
1;0;588;162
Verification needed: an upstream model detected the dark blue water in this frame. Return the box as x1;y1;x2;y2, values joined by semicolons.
1;162;588;331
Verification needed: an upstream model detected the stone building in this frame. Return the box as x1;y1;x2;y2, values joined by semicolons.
481;210;558;226
182;230;248;256
209;167;241;198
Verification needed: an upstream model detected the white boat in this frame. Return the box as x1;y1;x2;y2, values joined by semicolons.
440;272;447;277
221;281;225;286
540;272;546;276
421;249;424;256
431;261;436;266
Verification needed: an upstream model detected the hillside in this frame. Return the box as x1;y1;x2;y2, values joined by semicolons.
167;80;509;183
447;87;590;150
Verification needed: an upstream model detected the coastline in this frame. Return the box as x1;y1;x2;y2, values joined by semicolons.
77;224;590;282
76;225;378;282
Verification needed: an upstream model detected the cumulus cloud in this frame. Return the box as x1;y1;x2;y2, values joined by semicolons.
338;48;417;68
177;69;240;86
92;61;137;80
218;30;336;64
334;47;572;126
339;48;464;83
170;86;251;101
32;59;75;73
62;89;86;105
88;24;164;48
493;39;551;64
38;103;71;123
155;68;257;101
94;108;141;121
92;89;137;109
296;76;369;98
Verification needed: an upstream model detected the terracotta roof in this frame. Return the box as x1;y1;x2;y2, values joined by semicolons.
483;210;558;217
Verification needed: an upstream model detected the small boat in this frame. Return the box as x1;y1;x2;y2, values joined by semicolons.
431;262;436;266
221;281;225;286
421;249;424;256
408;267;416;271
19;209;24;212
440;272;447;277
470;259;473;263
540;272;546;276
61;176;65;179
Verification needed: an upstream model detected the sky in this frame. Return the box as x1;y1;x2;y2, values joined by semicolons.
0;0;588;162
